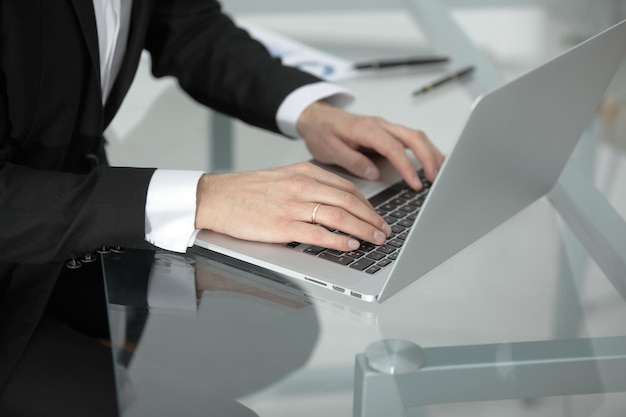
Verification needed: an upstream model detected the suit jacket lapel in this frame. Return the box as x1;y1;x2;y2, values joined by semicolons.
69;0;101;90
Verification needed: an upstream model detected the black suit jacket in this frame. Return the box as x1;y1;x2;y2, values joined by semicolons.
0;0;320;390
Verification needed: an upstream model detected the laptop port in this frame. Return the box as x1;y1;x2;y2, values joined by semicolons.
332;286;345;293
304;277;327;287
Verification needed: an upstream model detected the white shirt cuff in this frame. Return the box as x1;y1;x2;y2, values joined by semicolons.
145;169;205;253
276;81;355;138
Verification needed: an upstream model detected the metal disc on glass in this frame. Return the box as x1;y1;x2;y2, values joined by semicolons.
364;339;425;375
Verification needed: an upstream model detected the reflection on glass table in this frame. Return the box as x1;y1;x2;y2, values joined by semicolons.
104;249;321;417
102;191;626;417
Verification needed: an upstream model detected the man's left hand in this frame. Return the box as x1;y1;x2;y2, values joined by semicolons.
296;101;445;190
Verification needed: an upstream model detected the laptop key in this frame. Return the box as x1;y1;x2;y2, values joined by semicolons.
365;266;382;274
377;245;396;255
398;219;414;228
377;259;393;267
345;250;366;259
319;252;354;266
304;245;326;255
379;203;397;212
359;242;377;252
366;251;386;261
391;224;405;234
384;216;397;224
350;258;375;271
369;186;404;207
387;239;404;248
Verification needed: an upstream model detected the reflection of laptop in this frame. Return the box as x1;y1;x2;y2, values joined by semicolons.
189;247;382;325
196;20;626;303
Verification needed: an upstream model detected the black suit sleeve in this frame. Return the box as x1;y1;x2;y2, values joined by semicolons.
145;0;322;134
0;159;156;264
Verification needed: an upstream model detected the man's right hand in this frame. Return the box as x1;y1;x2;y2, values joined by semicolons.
194;162;392;252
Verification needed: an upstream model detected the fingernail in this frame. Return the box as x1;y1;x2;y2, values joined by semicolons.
348;239;360;250
413;174;422;189
382;223;392;236
374;230;386;244
364;166;378;181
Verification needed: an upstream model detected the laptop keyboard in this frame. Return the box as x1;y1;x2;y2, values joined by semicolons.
286;170;431;274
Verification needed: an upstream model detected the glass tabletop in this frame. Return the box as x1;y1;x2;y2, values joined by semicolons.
102;191;626;416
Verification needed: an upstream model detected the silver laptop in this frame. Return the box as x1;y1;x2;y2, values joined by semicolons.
195;20;626;303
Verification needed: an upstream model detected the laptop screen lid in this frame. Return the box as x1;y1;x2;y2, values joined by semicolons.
378;19;626;301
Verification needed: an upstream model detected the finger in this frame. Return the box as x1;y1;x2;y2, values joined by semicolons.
313;135;382;182
305;204;389;246
296;178;390;235
287;221;369;253
382;122;445;182
294;162;374;209
348;121;423;190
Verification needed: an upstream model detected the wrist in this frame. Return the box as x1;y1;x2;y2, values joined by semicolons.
296;101;332;139
195;173;213;230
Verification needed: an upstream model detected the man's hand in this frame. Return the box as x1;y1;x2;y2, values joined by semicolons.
296;101;445;190
195;162;392;252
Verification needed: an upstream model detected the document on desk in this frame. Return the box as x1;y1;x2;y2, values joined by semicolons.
237;20;359;81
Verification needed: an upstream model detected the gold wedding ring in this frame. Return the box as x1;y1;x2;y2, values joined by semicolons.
311;203;321;224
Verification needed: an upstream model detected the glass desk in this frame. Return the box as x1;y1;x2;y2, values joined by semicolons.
102;191;626;416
